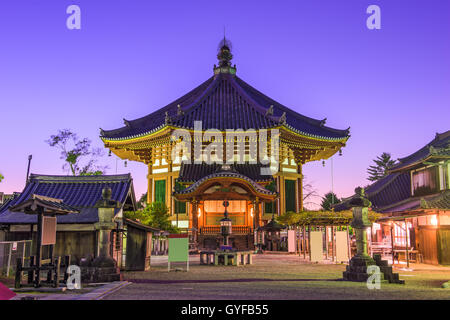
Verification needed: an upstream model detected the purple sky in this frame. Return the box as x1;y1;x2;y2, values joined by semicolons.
1;0;449;208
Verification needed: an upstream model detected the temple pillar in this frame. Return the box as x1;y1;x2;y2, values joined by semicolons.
254;198;261;229
191;199;199;245
147;163;153;204
297;164;303;211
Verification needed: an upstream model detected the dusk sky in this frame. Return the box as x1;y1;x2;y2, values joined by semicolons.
0;1;449;209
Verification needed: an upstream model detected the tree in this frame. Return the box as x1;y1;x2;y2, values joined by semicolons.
367;152;396;182
277;211;301;228
320;192;341;211
124;202;179;233
46;129;107;175
136;192;148;210
0;173;3;183
302;176;321;210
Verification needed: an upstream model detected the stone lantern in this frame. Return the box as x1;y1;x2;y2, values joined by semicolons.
220;200;232;247
343;187;376;282
90;187;122;282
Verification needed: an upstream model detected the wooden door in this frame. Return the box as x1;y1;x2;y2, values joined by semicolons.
418;227;438;264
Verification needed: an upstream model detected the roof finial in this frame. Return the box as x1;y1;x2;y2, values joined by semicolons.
217;36;233;67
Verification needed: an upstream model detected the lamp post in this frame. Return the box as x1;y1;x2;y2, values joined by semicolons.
220;200;232;247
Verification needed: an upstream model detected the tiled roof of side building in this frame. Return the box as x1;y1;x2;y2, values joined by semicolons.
0;174;135;224
333;172;411;212
389;130;450;172
100;69;349;140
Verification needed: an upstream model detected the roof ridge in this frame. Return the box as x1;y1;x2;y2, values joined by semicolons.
29;173;132;182
228;75;279;126
234;76;349;136
101;76;215;136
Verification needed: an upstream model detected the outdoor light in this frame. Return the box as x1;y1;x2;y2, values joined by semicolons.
322;160;325;167
220;200;232;246
124;160;128;168
339;149;343;156
430;215;438;226
108;150;112;156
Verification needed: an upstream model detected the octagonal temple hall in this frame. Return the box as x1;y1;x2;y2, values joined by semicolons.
101;40;350;250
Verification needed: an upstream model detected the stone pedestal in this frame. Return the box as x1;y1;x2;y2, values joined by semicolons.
342;188;404;284
90;188;122;283
343;188;376;282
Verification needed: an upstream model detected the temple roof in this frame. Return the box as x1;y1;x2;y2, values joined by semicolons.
101;42;349;142
389;130;450;172
174;165;277;198
0;174;136;224
176;163;274;184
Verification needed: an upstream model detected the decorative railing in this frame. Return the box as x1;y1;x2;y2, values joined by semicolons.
200;226;252;235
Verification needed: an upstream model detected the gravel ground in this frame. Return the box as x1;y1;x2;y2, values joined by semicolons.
103;254;450;300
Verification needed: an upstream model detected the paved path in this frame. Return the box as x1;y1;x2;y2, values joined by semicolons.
11;281;130;300
101;254;450;300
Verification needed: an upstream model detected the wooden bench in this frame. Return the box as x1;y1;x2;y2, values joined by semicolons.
199;250;253;266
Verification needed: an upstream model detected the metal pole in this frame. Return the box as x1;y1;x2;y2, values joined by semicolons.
331;158;334;205
25;155;32;184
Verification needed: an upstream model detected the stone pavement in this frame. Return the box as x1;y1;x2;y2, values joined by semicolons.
10;281;131;300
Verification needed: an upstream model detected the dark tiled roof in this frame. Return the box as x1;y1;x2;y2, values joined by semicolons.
174;165;277;197
333;172;411;212
389;130;450;172
176;163;274;184
420;190;450;210
0;174;135;224
101;73;349;141
9;194;79;215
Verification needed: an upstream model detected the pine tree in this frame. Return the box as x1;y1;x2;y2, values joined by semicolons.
321;192;341;211
367;152;396;182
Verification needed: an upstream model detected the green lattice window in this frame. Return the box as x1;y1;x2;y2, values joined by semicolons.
264;181;276;214
154;179;166;204
174;181;186;214
285;179;296;212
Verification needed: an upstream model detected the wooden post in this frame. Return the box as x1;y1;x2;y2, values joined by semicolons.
15;258;22;289
390;223;395;264
254;198;260;229
192;200;199;247
325;226;329;260
147;164;153;204
346;226;351;260
405;219;410;268
35;210;43;288
27;256;34;284
297;165;303;212
332;226;336;262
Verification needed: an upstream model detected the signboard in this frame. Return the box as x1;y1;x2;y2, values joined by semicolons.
335;231;349;263
168;234;189;271
12;242;17;251
310;231;323;262
287;230;296;253
42;216;57;245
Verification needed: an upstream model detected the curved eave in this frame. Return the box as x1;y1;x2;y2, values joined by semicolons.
102;123;349;146
173;175;277;201
281;124;350;143
389;155;450;173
